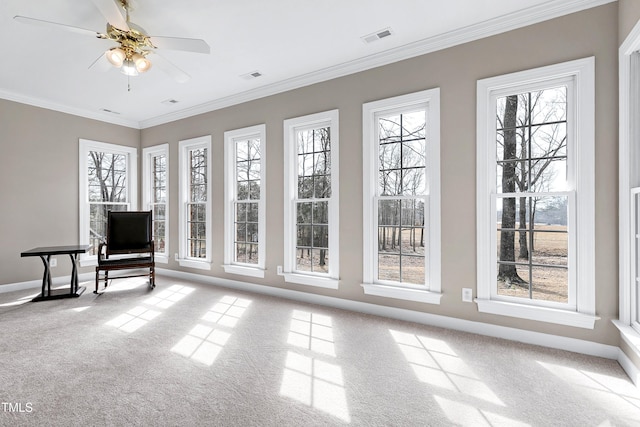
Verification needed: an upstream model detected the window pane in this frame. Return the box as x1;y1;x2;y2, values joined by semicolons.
401;255;424;285
377;198;425;285
88;152;127;203
531;266;568;303
378;254;401;282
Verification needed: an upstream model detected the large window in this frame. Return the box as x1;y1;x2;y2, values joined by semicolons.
283;110;339;289
362;89;441;304
223;125;266;278
79;139;137;264
476;58;596;328
178;136;212;270
142;144;169;263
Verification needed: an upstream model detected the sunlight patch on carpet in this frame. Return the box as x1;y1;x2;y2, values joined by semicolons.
106;306;161;333
537;361;640;424
390;329;504;406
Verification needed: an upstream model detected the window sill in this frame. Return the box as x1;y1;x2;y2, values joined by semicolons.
476;298;599;329
155;255;169;264
614;319;640;355
178;258;211;270
283;273;339;290
80;257;97;268
362;283;442;304
223;264;265;279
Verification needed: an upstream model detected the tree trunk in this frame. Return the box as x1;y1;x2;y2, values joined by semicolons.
518;196;529;259
498;95;525;284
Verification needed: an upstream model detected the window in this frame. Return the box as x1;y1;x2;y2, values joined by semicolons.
178;136;212;270
476;58;596;328
362;89;441;304
223;125;266;278
79;139;137;265
617;28;640;358
142;144;169;263
283;110;339;289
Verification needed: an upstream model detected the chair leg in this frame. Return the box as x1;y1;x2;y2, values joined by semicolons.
94;269;99;294
150;266;155;289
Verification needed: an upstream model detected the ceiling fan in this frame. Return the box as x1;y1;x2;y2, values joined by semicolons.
13;0;210;84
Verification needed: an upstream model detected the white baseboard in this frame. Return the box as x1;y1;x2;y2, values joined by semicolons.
157;268;620;360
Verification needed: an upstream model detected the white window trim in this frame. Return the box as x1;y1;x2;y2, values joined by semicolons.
616;19;640;361
283;110;340;289
476;57;597;329
361;89;442;304
142;143;169;264
178;135;212;270
223;124;266;278
78;139;137;267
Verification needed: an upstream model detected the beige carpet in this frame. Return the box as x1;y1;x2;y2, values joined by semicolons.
0;275;639;426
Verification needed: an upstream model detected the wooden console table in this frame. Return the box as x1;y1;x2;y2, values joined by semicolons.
21;245;91;302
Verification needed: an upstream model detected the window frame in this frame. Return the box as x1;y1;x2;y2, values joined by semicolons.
78;139;137;266
142;143;169;264
223;124;266;278
476;57;597;329
361;89;442;304
283;110;340;289
178;135;212;270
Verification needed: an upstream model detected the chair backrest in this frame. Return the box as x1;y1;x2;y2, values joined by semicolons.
106;210;153;254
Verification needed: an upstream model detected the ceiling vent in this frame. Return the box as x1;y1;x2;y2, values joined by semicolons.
361;28;393;44
241;71;263;80
100;108;120;115
162;99;180;106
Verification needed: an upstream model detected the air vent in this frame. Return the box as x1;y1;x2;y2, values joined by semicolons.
100;108;120;115
162;99;180;106
361;27;394;44
241;70;263;80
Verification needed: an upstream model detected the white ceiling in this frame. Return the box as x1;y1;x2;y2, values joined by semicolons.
0;0;612;129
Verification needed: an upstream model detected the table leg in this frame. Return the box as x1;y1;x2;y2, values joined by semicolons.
39;255;52;298
69;253;78;294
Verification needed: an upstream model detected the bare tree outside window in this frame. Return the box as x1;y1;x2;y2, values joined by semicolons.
496;87;569;302
87;151;128;254
296;127;331;273
376;110;426;285
235;138;261;264
188;148;207;258
151;154;167;253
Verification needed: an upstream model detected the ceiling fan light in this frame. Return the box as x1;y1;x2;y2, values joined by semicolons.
121;59;139;76
106;48;125;67
132;53;152;73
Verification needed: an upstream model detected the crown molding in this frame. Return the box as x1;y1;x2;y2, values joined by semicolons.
139;0;615;129
0;89;141;129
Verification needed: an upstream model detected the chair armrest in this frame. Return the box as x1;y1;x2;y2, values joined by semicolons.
97;242;106;264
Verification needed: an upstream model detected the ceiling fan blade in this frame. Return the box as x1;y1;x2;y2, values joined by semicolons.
149;52;191;83
14;15;101;37
90;0;129;31
149;36;210;54
88;52;113;72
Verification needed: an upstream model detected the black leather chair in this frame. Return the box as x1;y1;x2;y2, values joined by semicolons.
95;210;156;294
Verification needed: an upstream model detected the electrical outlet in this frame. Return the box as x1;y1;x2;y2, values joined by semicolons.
174;253;179;261
277;265;283;275
462;288;473;302
50;257;57;268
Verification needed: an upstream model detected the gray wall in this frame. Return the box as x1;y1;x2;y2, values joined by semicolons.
0;100;139;284
141;4;619;346
619;0;640;44
0;4;620;348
